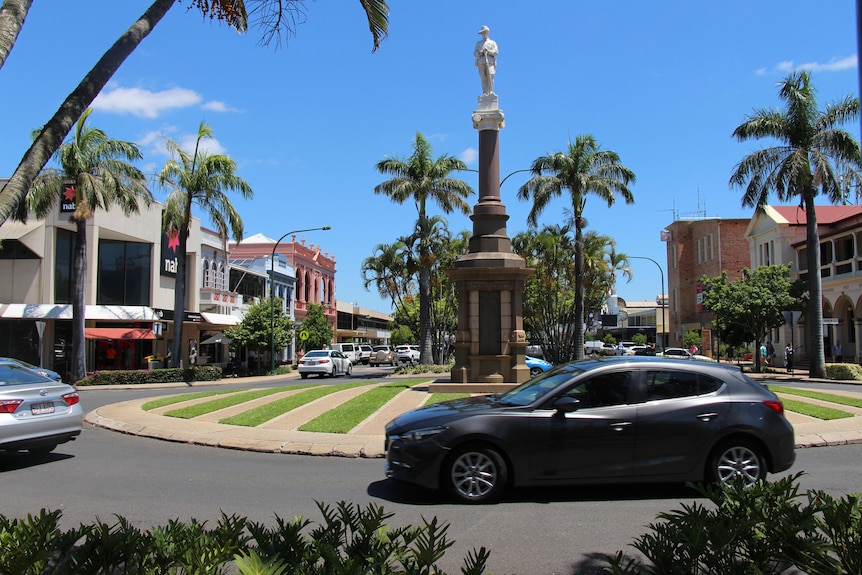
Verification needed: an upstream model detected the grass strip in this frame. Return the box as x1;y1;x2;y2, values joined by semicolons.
142;389;245;411
298;383;414;433
772;386;862;409
164;386;309;419
779;397;854;420
427;393;471;405
219;382;372;427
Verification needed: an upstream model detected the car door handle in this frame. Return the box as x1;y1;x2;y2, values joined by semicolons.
609;421;633;432
697;412;719;422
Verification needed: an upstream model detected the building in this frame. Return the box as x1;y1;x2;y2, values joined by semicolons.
335;300;393;344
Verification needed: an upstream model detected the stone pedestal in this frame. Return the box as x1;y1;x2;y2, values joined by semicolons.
447;99;534;384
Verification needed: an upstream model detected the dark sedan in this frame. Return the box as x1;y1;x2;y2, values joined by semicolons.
385;356;795;503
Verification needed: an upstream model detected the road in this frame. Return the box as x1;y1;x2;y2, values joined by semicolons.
2;374;861;575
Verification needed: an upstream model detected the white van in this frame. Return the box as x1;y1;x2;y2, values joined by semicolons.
331;343;359;364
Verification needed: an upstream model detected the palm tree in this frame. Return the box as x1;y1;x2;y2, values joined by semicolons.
730;70;862;378
517;134;636;360
0;0;389;225
361;240;413;309
158;122;252;367
20;108;151;382
374;132;474;364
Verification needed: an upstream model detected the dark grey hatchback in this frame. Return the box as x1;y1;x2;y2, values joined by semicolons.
385;357;795;503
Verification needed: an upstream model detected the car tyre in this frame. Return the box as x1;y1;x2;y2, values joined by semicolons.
300;373;309;379
708;438;766;486
529;366;543;378
330;366;337;378
446;445;508;504
346;363;353;376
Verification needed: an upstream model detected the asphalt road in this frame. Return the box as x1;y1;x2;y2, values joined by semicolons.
2;374;861;575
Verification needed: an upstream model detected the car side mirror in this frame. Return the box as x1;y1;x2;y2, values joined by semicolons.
553;396;580;414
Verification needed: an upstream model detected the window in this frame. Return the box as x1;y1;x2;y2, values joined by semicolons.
562;371;632;409
54;228;74;304
645;370;721;401
97;240;152;305
672;244;678;269
696;234;714;264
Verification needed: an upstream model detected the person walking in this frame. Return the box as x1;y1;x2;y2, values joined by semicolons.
760;343;768;366
832;340;844;362
784;342;794;374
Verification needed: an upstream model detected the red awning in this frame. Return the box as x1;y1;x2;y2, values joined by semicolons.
84;327;155;340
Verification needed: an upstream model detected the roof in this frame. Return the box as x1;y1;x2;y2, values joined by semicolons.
770;205;862;225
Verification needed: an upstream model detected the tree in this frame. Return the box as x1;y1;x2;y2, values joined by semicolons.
730;71;862;378
700;265;799;372
518;134;636;360
19;108;151;382
224;297;292;373
0;0;389;225
361;240;413;310
374;132;474;365
298;303;333;351
158;122;252;367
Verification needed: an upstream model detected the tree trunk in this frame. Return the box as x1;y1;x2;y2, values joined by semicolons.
169;217;189;369
71;217;87;382
804;193;826;377
0;0;175;225
418;265;432;365
573;219;585;361
0;0;32;72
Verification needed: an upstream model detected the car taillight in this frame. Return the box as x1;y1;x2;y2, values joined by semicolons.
0;399;24;414
764;399;784;415
318;359;331;364
62;392;80;406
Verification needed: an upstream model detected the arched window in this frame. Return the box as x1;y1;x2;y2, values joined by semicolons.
203;260;211;287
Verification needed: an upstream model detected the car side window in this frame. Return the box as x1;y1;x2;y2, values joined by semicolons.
645;370;722;401
560;371;632;409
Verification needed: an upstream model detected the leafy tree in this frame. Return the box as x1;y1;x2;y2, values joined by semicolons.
631;333;648;345
18;109;151;382
158;122;252;367
298;303;333;352
518;134;636;361
0;0;389;225
361;240;413;310
391;294;419;344
730;71;862;378
224;297;292;373
681;330;701;351
389;325;415;347
374;132;474;365
700;265;799;371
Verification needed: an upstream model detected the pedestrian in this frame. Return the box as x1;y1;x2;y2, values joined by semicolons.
760;343;768;366
766;341;775;365
784;342;794;374
832;340;844;363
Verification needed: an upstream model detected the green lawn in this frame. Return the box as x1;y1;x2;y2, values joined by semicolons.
142;389;245;411
779;397;854;420
427;393;471;405
298;382;414;433
772;386;862;409
163;386;311;419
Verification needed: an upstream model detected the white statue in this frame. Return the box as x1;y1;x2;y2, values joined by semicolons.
474;25;498;95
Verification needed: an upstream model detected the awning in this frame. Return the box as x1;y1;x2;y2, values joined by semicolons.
1;304;158;321
84;327;156;340
200;333;232;345
200;312;242;326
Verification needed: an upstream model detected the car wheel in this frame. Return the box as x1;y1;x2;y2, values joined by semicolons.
330;366;337;378
446;446;508;504
346;363;353;376
529;366;543;378
28;444;57;456
709;439;766;486
300;373;309;379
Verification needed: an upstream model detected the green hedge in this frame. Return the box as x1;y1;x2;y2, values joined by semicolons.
76;366;222;386
824;362;862;381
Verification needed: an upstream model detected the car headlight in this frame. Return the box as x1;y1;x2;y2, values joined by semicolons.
390;426;447;443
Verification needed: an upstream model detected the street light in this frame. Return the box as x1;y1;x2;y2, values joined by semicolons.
270;226;331;374
628;256;666;349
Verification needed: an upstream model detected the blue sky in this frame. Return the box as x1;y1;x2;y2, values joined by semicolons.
1;1;859;314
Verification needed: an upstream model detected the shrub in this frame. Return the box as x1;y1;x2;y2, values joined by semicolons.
76;366;222;386
824;362;862;381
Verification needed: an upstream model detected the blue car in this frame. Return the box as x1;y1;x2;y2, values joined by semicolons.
0;357;63;382
525;355;552;378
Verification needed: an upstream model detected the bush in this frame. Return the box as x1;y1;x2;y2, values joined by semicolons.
602;473;862;574
0;502;490;575
76;366;222;386
824;362;862;381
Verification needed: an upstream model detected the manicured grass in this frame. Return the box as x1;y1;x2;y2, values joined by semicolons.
299;382;414;433
779;397;854;420
427;393;471;405
772;386;862;409
163;386;310;419
142;389;245;411
219;382;372;427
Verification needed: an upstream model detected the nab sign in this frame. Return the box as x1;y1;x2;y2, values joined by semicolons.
160;226;181;277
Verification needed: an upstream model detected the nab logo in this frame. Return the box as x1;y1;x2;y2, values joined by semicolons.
161;228;180;276
60;185;76;213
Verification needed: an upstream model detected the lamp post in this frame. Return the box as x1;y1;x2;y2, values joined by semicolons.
270;226;331;374
629;256;666;349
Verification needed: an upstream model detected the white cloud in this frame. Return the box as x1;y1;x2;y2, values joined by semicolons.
770;55;857;74
460;147;478;164
93;86;202;118
136;128;226;159
201;100;240;113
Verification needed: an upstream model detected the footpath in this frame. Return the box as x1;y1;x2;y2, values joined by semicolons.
83;368;862;459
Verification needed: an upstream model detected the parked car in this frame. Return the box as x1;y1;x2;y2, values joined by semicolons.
525;342;544;359
330;343;360;365
0;357;62;382
525;355;553;378
370;345;398;367
0;362;83;455
396;345;421;365
358;345;374;365
659;347;715;362
298;350;353;378
385;356;795;503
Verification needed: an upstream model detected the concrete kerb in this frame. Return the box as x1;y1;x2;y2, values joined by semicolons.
82;368;862;457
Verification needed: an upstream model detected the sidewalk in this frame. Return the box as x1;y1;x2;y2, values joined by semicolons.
83;369;862;458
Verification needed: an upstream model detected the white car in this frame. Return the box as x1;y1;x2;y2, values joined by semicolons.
298;350;353;378
358;344;374;365
658;347;715;362
396;345;421;364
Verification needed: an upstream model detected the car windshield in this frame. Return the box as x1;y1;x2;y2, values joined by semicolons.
0;364;54;386
304;351;328;358
497;364;585;406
